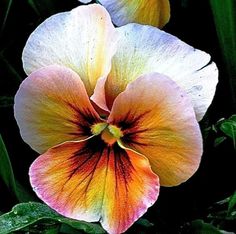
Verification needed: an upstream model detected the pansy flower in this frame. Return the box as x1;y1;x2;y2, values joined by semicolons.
14;4;218;234
79;0;170;28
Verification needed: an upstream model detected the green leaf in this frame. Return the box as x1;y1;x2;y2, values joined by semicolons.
0;134;36;202
212;115;236;149
0;134;17;198
214;118;226;131
209;0;236;110
220;120;236;148
0;202;105;234
0;53;22;83
220;120;236;138
60;223;85;234
27;0;40;15
135;218;154;228
0;0;13;34
214;136;227;147
27;0;57;16
188;219;222;234
207;191;236;225
228;191;236;214
0;96;14;108
15;180;37;202
229;114;236;121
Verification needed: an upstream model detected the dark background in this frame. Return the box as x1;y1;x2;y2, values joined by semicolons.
0;0;235;233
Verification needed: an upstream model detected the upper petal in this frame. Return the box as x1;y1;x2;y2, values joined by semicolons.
103;24;218;121
29;137;159;234
22;4;118;96
98;0;170;28
14;65;101;153
108;73;203;186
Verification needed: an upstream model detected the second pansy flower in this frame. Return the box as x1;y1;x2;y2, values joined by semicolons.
79;0;170;28
14;4;218;234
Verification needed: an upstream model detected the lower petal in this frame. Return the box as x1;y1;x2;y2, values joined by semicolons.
29;138;159;234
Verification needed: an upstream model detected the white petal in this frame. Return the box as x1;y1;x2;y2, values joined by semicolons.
104;23;218;121
22;4;118;96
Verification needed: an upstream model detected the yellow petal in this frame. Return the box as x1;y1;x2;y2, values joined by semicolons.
14;65;101;153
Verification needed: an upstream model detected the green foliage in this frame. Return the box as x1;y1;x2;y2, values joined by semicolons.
0;134;17;198
211;115;236;148
207;191;236;232
0;0;13;34
219;115;236;148
135;218;154;228
228;191;236;214
27;0;41;15
210;0;236;110
189;219;222;234
15;181;37;203
0;96;14;108
186;219;222;234
0;202;105;234
0;134;36;202
182;191;236;234
214;136;227;147
27;0;58;15
0;53;22;83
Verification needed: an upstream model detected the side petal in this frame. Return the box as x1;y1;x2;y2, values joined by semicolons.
14;65;101;153
104;24;218;121
22;4;118;96
108;73;203;186
29;138;159;234
98;0;170;28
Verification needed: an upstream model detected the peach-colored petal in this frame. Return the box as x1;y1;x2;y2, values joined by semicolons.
14;65;101;153
108;73;203;186
102;24;218;121
29;138;159;234
98;0;170;28
90;77;110;112
22;4;118;96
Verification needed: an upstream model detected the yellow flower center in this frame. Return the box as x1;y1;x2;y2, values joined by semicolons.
91;123;123;145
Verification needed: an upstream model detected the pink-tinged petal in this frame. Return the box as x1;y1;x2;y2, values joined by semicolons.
22;4;118;96
108;73;203;186
90;77;110;112
14;65;101;153
98;0;170;28
29;138;159;234
103;24;218;120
